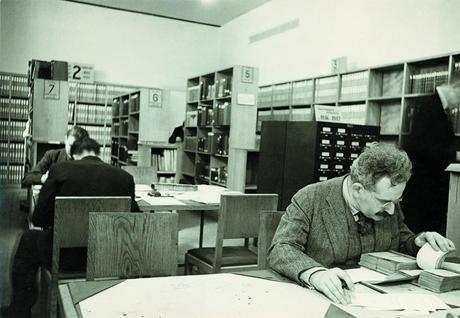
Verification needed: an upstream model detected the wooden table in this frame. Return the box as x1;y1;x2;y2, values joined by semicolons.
135;185;222;248
58;268;460;318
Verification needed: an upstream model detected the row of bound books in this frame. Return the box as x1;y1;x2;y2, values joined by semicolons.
0;97;28;120
197;103;231;127
409;71;448;94
0;164;24;185
0;74;28;98
0;120;26;140
0;142;24;163
68;103;112;125
152;149;177;172
359;251;460;293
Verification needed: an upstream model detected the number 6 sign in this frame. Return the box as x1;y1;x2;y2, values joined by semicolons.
149;88;162;108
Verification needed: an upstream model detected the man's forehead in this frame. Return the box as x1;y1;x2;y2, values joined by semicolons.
374;177;405;196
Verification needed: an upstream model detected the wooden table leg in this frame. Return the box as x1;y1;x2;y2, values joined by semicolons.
199;210;204;248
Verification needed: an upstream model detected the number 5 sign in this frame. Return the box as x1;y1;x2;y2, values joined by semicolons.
149;88;162;108
241;66;254;83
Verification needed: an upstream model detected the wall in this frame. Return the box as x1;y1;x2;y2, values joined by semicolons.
220;0;460;85
0;0;221;91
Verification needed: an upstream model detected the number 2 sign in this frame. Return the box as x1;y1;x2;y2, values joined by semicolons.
67;62;95;83
43;80;60;100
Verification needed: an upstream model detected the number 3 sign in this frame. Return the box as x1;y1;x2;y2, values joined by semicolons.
149;88;162;108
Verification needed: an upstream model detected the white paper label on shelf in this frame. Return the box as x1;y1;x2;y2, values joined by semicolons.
351;153;358;159
335;164;343;170
322;127;331;132
314;105;342;123
352;141;360;147
320;164;328;169
337;128;346;134
337;140;345;145
321;152;330;157
319;176;328;181
68;62;95;83
149;88;162;108
321;139;330;145
43;80;60;100
336;152;344;157
237;93;255;105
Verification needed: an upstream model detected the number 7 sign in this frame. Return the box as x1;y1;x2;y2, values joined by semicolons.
43;80;60;100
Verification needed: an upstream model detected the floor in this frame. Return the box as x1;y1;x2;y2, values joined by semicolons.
0;186;244;317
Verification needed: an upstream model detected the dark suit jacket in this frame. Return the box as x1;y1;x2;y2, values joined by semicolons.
32;155;140;228
268;176;418;284
22;148;69;186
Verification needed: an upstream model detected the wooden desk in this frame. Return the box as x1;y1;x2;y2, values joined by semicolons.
58;269;460;318
136;185;224;248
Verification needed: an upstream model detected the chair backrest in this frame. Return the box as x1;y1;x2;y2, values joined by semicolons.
121;166;157;185
258;211;284;269
218;193;279;240
86;212;178;280
212;193;278;271
52;197;131;276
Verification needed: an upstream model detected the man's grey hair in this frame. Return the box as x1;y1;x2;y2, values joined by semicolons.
350;143;412;190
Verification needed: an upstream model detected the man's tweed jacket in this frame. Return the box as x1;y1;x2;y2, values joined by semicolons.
268;176;418;284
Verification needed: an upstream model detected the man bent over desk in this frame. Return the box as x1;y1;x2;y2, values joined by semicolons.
268;143;455;304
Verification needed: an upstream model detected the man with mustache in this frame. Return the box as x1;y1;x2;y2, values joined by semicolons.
268;143;455;304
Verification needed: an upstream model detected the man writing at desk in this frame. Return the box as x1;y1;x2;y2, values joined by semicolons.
2;137;140;318
21;125;88;186
268;143;455;305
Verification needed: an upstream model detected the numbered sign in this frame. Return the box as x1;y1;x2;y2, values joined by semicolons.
68;62;95;83
43;80;60;100
149;88;162;108
241;66;254;83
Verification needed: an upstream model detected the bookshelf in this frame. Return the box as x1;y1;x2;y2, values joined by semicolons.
0;72;28;185
68;82;137;163
182;65;259;192
256;51;460;144
111;88;180;183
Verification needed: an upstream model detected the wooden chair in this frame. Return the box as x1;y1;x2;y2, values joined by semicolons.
121;166;158;185
258;211;285;269
86;212;178;280
42;196;131;318
184;193;278;274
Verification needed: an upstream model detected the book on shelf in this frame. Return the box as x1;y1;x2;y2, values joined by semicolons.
185;110;198;127
187;84;200;102
152;149;177;172
273;83;290;106
258;86;273;107
216;75;232;98
292;80;313;105
214;102;231;126
409;71;448;94
341;71;368;100
359;251;418;275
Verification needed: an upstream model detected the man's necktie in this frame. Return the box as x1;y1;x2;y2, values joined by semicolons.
357;212;374;235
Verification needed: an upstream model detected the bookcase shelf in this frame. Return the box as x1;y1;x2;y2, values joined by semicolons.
257;51;460;144
181;65;259;191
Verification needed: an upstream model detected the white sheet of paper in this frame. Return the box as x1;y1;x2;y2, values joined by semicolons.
136;193;185;206
349;293;449;311
79;274;330;318
135;184;152;192
345;267;387;283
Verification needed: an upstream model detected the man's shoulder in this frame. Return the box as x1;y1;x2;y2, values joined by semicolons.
44;148;66;159
296;176;344;196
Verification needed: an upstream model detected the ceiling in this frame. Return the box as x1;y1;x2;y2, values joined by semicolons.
64;0;272;27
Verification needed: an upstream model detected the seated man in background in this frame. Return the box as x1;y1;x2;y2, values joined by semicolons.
21;125;88;186
1;137;140;318
268;143;455;305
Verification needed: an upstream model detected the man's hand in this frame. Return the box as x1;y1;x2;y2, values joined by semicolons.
309;268;354;304
40;172;49;184
415;232;456;252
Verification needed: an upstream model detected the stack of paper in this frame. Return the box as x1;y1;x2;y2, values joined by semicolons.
418;269;460;293
359;251;418;275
